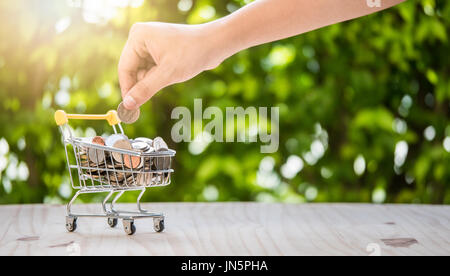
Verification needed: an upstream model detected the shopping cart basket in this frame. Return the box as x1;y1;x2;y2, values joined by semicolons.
55;110;175;235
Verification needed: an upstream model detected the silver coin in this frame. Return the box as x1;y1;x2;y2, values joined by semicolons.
88;149;105;164
88;136;106;164
105;134;128;147
153;155;171;171
131;141;150;152
117;101;140;124
153;137;168;152
137;173;158;186
152;137;170;171
135;137;153;146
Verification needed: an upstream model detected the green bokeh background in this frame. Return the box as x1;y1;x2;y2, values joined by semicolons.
0;0;448;205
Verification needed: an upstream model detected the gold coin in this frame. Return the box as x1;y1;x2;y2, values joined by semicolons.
117;101;140;124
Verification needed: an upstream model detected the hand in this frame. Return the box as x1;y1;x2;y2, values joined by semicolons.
118;22;225;110
119;0;405;110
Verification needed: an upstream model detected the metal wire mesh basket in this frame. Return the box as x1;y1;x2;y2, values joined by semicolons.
55;110;175;235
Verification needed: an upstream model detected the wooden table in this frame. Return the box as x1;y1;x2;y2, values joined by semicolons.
0;203;449;256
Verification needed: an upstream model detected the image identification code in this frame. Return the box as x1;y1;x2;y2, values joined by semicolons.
181;260;268;273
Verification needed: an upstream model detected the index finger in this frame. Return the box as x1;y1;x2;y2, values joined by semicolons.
118;40;141;98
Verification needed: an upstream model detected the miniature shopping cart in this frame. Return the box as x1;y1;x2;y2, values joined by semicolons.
55;110;175;235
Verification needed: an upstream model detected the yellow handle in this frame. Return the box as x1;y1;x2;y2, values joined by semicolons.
55;110;121;126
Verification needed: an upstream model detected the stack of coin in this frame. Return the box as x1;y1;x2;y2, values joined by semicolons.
132;141;150;152
77;134;133;186
106;134;141;169
136;160;154;186
76;134;171;187
131;139;154;186
135;137;153;145
153;137;170;171
106;171;136;186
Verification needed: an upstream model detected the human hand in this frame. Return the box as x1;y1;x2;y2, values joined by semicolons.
118;22;226;110
119;0;405;110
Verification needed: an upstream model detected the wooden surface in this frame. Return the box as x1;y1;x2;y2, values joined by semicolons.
0;203;449;256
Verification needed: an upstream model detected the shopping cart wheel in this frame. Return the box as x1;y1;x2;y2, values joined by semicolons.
153;218;164;233
107;217;118;228
66;216;77;232
123;219;136;235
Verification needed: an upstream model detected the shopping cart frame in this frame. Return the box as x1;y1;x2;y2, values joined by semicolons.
55;110;175;235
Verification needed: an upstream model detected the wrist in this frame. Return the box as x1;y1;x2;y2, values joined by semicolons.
198;18;241;69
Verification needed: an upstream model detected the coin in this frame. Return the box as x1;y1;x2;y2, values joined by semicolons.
105;133;128;146
153;137;168;152
88;136;106;164
153;137;170;171
115;174;137;186
117;101;140;124
110;139;141;169
137;172;157;186
123;154;141;169
106;134;130;163
135;137;153;146
109;175;135;186
153;155;171;171
92;136;105;145
110;139;131;162
131;141;150;152
105;135;127;149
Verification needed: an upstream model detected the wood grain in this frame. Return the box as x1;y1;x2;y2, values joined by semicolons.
0;203;449;256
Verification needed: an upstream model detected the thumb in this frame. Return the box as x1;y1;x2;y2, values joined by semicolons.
122;66;165;110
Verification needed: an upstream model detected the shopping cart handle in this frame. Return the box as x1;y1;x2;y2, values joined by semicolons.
55;110;121;126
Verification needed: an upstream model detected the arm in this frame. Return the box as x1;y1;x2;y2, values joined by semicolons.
119;0;405;110
213;0;405;58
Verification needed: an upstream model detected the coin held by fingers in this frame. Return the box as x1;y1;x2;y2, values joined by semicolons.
117;101;140;124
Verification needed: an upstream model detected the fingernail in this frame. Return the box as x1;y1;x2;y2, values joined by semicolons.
123;95;137;110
